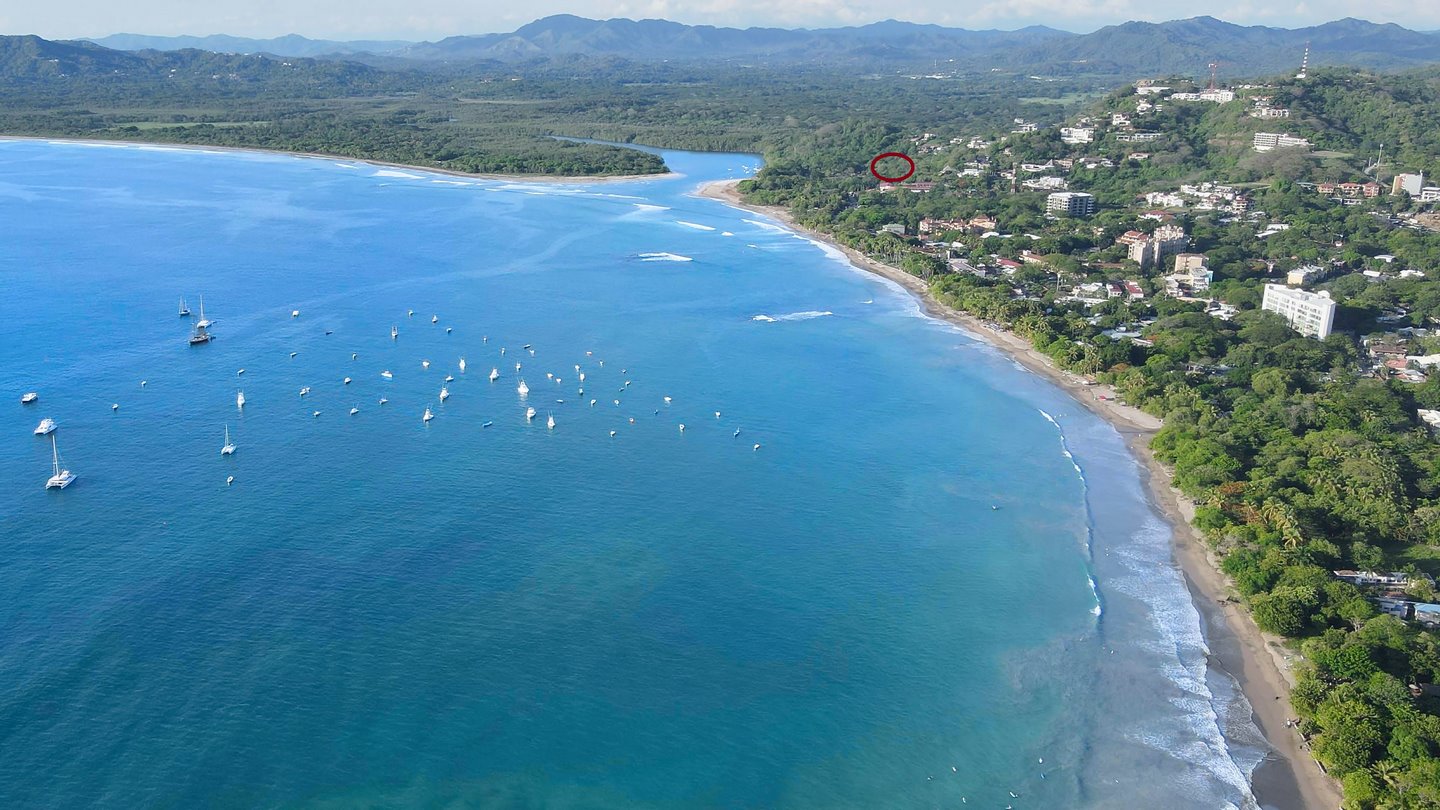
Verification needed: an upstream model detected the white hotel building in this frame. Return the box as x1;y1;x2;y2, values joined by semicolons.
1262;284;1336;339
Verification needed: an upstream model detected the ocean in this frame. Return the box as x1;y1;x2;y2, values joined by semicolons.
0;140;1268;808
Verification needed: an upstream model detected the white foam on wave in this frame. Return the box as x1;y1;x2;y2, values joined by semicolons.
430;179;473;186
675;220;716;231
373;169;424;179
752;311;833;322
638;252;693;262
1107;520;1265;808
632;202;669;212
721;231;734;237
742;218;790;234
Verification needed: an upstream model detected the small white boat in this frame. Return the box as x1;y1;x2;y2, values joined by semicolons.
515;362;522;372
579;373;586;382
500;347;506;356
753;443;761;451
351;353;358;360
343;377;352;385
220;424;236;455
290;352;297;358
422;407;433;423
590;399;597;407
489;368;500;382
664;396;672;404
379;397;388;405
237;368;245;376
609;430;617;437
178;296;190;317
444;375;454;382
291;309;300;318
313;410;322;418
446;327;452;334
407;309;414;317
21;392;38;404
350;406;360;415
733;429;741;437
422;360;430;370
483;420;493;428
526;407;536;421
547;414;555;430
45;435;74;489
517;380;529;397
546;372;553;380
299;387;311;396
555;378;563;385
112;403;119;411
381;370;393;379
574;364;581;372
391;326;399;340
613;399;620;406
439;387;449;402
459;358;467;373
714;412;721;418
140;380;147;387
237;390;246;409
34;418;56;435
226;475;235;486
431;315;439;324
679;424;686;432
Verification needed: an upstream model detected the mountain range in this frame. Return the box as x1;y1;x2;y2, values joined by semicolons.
47;14;1440;76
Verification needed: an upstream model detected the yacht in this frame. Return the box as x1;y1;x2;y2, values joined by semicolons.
459;358;467;373
350;406;360;415
379;397;388;405
381;370;393;379
482;420;493;428
343;377;352;385
422;360;430;370
391;326;399;340
439;387;449;402
291;309;300;318
526;407;536;421
664;396;673;404
237;390;245;409
226;475;235;486
517;380;529;397
422;407;433;423
489;368;500;382
178;296;190;317
21;392;38;404
547;414;556;430
299;387;311;397
34;418;56;435
189;295;213;344
579;373;585;382
444;375;454;383
45;435;75;489
431;315;439;324
313;410;321;418
220;425;236;455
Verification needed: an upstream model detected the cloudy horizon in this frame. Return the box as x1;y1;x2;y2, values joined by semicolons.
1;1;1434;42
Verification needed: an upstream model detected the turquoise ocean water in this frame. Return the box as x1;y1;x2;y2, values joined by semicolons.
1;141;1267;808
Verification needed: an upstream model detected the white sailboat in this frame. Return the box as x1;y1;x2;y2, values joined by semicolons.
431;315;439;324
489;368;500;382
526;406;536;421
422;407;434;423
422;360;430;370
439;387;450;402
188;294;214;344
220;424;236;455
391;325;399;340
46;434;75;489
517;380;529;397
350;406;360;415
459;358;467;373
178;296;190;317
236;390;245;409
547;413;555;430
343;377;352;385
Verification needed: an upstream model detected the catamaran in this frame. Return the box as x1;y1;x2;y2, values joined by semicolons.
188;294;213;344
178;296;190;317
34;418;56;435
21;392;38;404
45;435;75;489
220;425;236;455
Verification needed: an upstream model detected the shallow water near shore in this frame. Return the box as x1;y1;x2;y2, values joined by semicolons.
0;140;1267;808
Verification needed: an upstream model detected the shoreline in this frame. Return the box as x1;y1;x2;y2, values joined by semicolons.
695;178;1343;810
0;135;681;184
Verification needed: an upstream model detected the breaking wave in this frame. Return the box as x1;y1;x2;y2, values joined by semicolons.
638;252;693;262
675;220;716;231
751;311;834;322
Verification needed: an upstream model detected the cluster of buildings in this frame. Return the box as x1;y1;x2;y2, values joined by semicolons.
1165;254;1213;298
1315;181;1382;201
917;215;998;235
1116;224;1189;269
1333;570;1440;626
1393;173;1440;203
1142;182;1251;214
1249;96;1291;119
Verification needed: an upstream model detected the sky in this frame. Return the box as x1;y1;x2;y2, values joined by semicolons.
1;0;1434;41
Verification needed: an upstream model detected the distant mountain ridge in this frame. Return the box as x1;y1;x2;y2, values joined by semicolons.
55;14;1440;75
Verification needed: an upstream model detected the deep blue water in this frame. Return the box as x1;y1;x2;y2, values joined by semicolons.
1;141;1265;808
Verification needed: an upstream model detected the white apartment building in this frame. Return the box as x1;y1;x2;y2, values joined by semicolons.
1253;132;1312;152
1262;284;1336;339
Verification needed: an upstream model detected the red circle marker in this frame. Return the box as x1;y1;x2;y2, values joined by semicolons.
870;152;915;183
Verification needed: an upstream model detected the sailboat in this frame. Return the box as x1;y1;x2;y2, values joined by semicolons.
350;405;360;415
422;407;434;423
517;380;529;397
526;406;536;421
391;325;399;340
489;368;499;382
220;424;236;455
178;296;190;317
45;434;75;489
547;413;555;430
236;390;246;409
459;358;467;374
188;295;213;344
439;387;450;402
431;315;439;324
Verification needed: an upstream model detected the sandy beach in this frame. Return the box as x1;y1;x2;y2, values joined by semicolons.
696;178;1343;810
0;135;680;184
